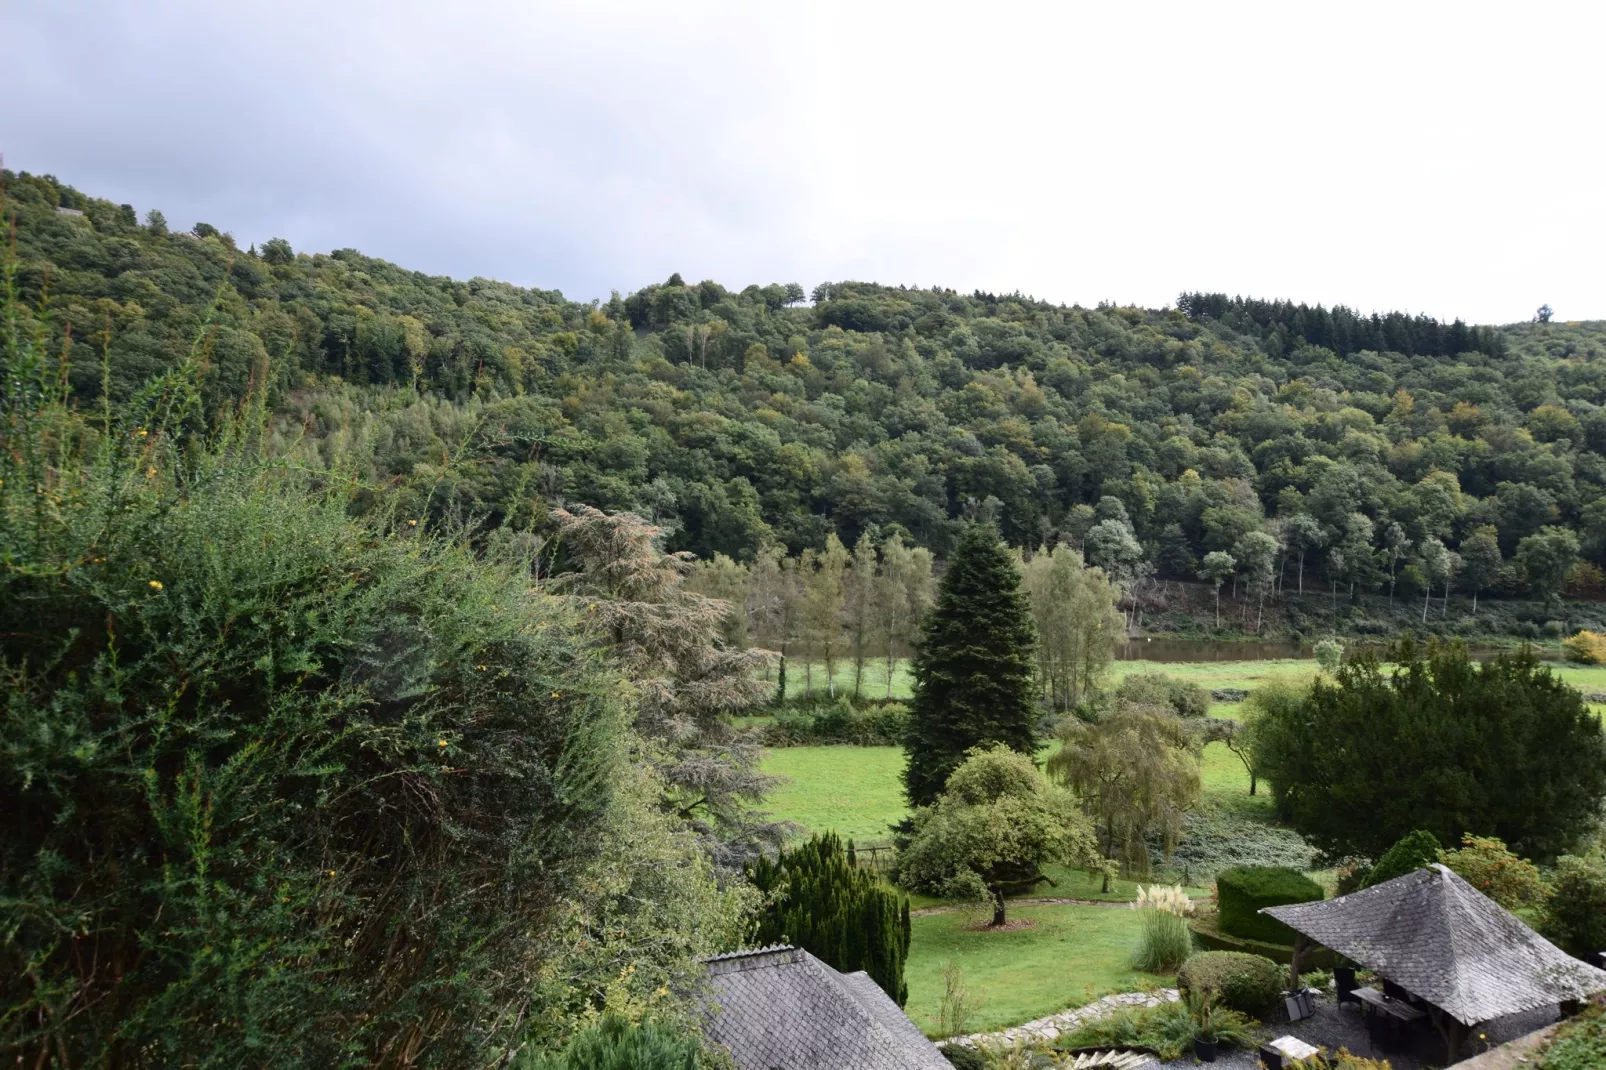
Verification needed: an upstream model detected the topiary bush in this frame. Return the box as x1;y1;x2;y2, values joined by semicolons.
1176;951;1286;1016
1216;866;1324;945
1364;829;1442;887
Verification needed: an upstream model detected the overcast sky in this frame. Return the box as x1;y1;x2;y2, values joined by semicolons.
5;1;1602;324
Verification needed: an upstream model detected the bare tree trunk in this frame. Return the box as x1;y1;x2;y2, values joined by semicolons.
1298;549;1305;596
1422;586;1431;624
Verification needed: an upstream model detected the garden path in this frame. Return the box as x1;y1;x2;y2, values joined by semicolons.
940;988;1179;1049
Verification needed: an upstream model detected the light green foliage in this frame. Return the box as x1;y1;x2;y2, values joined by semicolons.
1543;854;1606;959
1050;706;1202;874
1439;835;1547;910
897;746;1096;924
1021;544;1123;712
1114;671;1210;718
1313;638;1344;673
515;1014;703;1070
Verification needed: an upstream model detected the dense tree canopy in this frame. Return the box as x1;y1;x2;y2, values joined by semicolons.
1252;643;1606;861
9;170;1606;632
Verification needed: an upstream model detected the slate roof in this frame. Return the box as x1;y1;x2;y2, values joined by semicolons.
1263;864;1606;1025
700;945;951;1070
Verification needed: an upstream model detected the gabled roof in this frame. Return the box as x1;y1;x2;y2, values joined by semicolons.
700;945;950;1070
1263;864;1606;1025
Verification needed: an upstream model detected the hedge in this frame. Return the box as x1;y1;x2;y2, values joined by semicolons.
1176;951;1285;1015
1216;866;1324;945
1187;916;1337;969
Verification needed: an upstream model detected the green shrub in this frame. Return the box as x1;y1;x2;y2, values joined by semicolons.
767;699;910;745
1544;855;1606;959
0;298;739;1063
941;1044;987;1070
1053;998;1260;1062
1538;1001;1606;1070
1176;951;1285;1015
515;1014;702;1070
748;832;911;1005
1116;672;1210;718
1313;638;1344;673
1365;829;1442;887
1216;866;1324;944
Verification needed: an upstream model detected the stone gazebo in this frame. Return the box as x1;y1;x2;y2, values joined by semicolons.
1263;864;1606;1061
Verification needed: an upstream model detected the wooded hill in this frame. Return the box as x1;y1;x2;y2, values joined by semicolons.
10;169;1606;618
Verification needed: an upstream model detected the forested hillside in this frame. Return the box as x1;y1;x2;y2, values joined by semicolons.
11;169;1606;623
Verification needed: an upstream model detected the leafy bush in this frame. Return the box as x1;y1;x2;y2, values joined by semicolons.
515;1014;702;1070
1250;643;1606;861
1176;951;1286;1015
1053;998;1260;1062
1544;855;1606;959
1538;1001;1606;1070
1313;638;1344;673
1440;835;1547;910
0;295;739;1063
1216;866;1324;944
748;832;911;1005
1114;672;1210;718
767;699;909;745
941;1044;987;1070
1563;631;1606;665
1365;830;1443;887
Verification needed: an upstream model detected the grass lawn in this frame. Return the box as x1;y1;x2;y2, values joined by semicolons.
904;903;1169;1036
761;745;907;845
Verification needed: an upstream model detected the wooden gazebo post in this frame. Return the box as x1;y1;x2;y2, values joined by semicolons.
1288;932;1309;991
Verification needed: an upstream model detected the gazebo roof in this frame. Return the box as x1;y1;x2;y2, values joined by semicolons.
1263;864;1606;1026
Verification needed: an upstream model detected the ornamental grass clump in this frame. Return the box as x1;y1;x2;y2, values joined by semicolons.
1130;883;1195;972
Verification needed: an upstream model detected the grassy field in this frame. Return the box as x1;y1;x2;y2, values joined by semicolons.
904;903;1169;1035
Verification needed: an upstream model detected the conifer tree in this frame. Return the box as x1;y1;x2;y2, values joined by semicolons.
747;832;912;1005
903;521;1038;806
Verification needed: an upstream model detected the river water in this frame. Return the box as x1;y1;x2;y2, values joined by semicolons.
1114;637;1564;662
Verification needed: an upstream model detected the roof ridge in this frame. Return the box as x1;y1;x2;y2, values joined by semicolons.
703;943;796;963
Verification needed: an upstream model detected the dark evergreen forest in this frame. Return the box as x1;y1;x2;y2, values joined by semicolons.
11;169;1606;613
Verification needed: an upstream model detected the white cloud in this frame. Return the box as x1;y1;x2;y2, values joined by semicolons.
4;0;1602;321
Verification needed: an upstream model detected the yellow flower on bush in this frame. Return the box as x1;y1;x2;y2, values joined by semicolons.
148;580;163;590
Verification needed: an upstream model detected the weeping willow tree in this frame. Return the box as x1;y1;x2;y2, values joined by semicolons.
549;505;785;867
1048;706;1202;876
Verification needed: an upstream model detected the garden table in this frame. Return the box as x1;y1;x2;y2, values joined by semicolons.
1352;985;1426;1049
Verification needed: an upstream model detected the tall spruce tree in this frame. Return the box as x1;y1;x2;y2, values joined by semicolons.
903;521;1039;806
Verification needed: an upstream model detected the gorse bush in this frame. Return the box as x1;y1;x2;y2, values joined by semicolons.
1562;630;1606;665
0;251;738;1064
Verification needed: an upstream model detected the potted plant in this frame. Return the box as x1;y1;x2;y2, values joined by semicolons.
1188;990;1222;1063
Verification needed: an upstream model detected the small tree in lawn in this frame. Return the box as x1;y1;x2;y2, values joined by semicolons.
897;746;1095;927
1198;551;1235;629
903;521;1039;807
